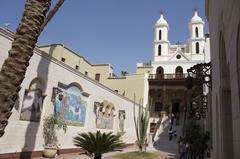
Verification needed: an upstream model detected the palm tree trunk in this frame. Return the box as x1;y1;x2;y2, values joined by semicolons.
0;0;51;137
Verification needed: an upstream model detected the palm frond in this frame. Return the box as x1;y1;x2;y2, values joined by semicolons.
73;131;126;158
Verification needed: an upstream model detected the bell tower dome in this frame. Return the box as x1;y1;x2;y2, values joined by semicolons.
153;11;170;61
188;9;205;54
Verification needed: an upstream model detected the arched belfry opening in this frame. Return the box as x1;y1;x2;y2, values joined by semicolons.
158;45;162;56
195;27;199;37
156;66;164;79
159;30;162;40
196;42;200;54
219;33;233;159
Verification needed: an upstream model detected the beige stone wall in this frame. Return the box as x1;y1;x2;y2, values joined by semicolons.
136;66;152;74
104;74;149;106
38;44;112;83
206;0;240;158
0;28;141;153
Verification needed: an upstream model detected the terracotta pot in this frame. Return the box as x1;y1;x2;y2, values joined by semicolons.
43;147;57;158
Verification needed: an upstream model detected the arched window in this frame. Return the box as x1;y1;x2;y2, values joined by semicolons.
158;45;162;56
175;66;183;78
195;27;199;38
159;30;162;40
196;42;200;54
156;66;164;79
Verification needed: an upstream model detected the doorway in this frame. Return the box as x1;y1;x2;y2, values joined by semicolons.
172;102;180;116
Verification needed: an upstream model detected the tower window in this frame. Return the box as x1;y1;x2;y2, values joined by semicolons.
196;42;200;54
159;30;162;40
195;27;199;38
75;65;79;70
158;45;162;56
85;71;88;76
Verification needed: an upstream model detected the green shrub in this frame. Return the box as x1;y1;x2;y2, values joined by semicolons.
73;131;126;159
43;113;67;148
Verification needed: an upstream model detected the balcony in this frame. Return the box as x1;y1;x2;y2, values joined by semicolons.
149;73;188;80
148;73;188;86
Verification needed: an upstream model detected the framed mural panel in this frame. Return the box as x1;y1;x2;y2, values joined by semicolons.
52;85;89;127
20;78;45;122
94;100;115;129
118;110;126;132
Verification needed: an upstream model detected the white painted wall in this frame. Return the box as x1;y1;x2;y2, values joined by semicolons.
0;28;140;153
206;0;240;158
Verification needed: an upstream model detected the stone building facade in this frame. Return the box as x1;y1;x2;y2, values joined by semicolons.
205;0;240;158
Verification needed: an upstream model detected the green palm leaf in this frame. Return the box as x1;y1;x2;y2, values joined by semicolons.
73;131;126;159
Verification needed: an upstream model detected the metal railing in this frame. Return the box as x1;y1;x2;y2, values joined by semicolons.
149;73;188;80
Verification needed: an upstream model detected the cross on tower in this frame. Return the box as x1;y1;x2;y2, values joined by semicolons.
160;10;164;15
176;41;182;51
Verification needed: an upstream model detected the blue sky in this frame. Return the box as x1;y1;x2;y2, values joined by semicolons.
0;0;207;75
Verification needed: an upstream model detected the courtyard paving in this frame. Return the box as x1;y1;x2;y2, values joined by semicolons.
34;145;169;159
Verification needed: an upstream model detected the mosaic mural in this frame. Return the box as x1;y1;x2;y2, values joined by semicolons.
94;100;115;129
20;79;44;122
53;85;88;126
118;110;126;132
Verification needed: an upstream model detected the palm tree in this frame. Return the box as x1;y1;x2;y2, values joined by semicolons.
121;71;129;76
0;0;65;137
73;131;126;159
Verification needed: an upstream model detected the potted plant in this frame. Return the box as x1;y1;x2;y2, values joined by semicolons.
43;113;67;158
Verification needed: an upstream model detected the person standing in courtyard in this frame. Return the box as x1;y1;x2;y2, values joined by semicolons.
178;136;185;159
168;126;173;141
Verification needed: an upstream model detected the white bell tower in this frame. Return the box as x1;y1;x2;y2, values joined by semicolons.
189;9;205;55
153;12;170;60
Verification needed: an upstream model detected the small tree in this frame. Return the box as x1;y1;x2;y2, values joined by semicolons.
133;95;150;152
184;119;210;159
73;131;126;159
121;71;129;76
43;113;67;148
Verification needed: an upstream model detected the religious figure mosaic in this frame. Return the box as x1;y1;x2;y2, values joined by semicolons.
118;110;126;132
94;100;115;129
53;85;88;126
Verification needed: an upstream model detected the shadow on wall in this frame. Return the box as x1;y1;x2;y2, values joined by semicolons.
19;46;55;158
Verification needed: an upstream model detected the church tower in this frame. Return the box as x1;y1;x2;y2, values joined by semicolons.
153;12;170;61
188;10;205;55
